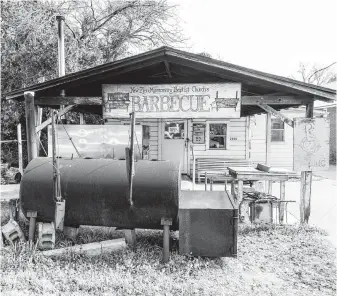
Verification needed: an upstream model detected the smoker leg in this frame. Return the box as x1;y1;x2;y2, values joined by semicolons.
161;218;172;263
124;229;136;249
27;211;37;242
9;199;19;222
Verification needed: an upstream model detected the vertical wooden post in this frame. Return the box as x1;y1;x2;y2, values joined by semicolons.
279;181;286;224
265;112;272;193
205;172;208;191
124;229;136;249
35;106;43;155
27;211;37;242
24;92;37;162
300;101;314;224
17;124;23;175
237;180;243;202
192;156;196;190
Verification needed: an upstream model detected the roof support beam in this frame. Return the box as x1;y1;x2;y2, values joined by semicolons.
257;102;294;127
35;96;102;106
163;60;172;78
242;95;311;106
36;105;75;133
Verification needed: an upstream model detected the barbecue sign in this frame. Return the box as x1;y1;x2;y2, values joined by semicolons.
102;83;241;119
293;117;330;171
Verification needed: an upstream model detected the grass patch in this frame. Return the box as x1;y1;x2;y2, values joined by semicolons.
1;203;336;296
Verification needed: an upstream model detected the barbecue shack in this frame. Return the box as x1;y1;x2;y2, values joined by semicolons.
6;46;336;180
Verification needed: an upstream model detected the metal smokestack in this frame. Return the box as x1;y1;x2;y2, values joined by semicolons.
56;15;65;78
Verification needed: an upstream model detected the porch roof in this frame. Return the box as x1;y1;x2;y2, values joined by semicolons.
5;46;336;117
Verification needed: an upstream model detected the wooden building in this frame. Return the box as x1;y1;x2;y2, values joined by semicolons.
250;108;327;170
5;47;336;178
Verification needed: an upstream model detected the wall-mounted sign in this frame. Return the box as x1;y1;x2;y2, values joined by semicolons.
102;83;241;119
48;125;142;160
192;123;206;144
293;117;330;171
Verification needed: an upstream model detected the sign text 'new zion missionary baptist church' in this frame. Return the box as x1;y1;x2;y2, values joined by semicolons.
102;83;241;119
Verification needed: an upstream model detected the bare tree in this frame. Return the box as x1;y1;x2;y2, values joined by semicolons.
293;62;336;86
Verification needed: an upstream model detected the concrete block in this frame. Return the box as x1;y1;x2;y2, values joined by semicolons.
41;238;126;257
38;222;55;250
1;219;26;245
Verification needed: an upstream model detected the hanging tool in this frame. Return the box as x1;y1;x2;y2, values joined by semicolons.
125;111;136;207
52;110;65;230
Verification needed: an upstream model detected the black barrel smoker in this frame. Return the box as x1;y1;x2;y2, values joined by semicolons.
20;157;238;258
20;158;180;230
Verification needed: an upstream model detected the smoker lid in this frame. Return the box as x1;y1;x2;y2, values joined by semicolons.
179;190;236;210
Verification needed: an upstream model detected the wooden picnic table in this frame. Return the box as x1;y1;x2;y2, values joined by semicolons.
227;166;291;223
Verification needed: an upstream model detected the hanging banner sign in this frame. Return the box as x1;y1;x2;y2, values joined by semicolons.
102;83;241;119
293;117;330;171
48;125;142;160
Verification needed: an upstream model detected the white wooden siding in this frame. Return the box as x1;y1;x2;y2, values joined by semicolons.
105;118;160;160
249;110;307;170
188;118;247;175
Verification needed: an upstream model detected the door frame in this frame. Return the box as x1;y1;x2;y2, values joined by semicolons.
160;119;188;174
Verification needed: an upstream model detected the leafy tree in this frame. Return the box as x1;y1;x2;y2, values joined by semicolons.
1;0;186;166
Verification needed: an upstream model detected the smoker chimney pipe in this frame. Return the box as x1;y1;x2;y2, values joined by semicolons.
56;15;65;78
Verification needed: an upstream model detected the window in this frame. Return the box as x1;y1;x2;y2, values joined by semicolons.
209;123;227;149
271;118;285;142
164;122;184;139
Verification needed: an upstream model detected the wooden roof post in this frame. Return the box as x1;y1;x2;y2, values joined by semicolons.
265;112;272;193
300;101;314;224
24;91;37;162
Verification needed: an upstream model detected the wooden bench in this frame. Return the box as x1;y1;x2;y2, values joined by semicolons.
196;158;252;183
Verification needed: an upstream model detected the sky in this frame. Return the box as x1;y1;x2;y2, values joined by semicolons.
171;0;337;80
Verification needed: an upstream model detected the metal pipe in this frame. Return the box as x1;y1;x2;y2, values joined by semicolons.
56;15;66;121
56;15;65;77
162;224;170;263
28;217;37;242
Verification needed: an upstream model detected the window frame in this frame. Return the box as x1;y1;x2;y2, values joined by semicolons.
271;118;285;142
206;121;230;150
